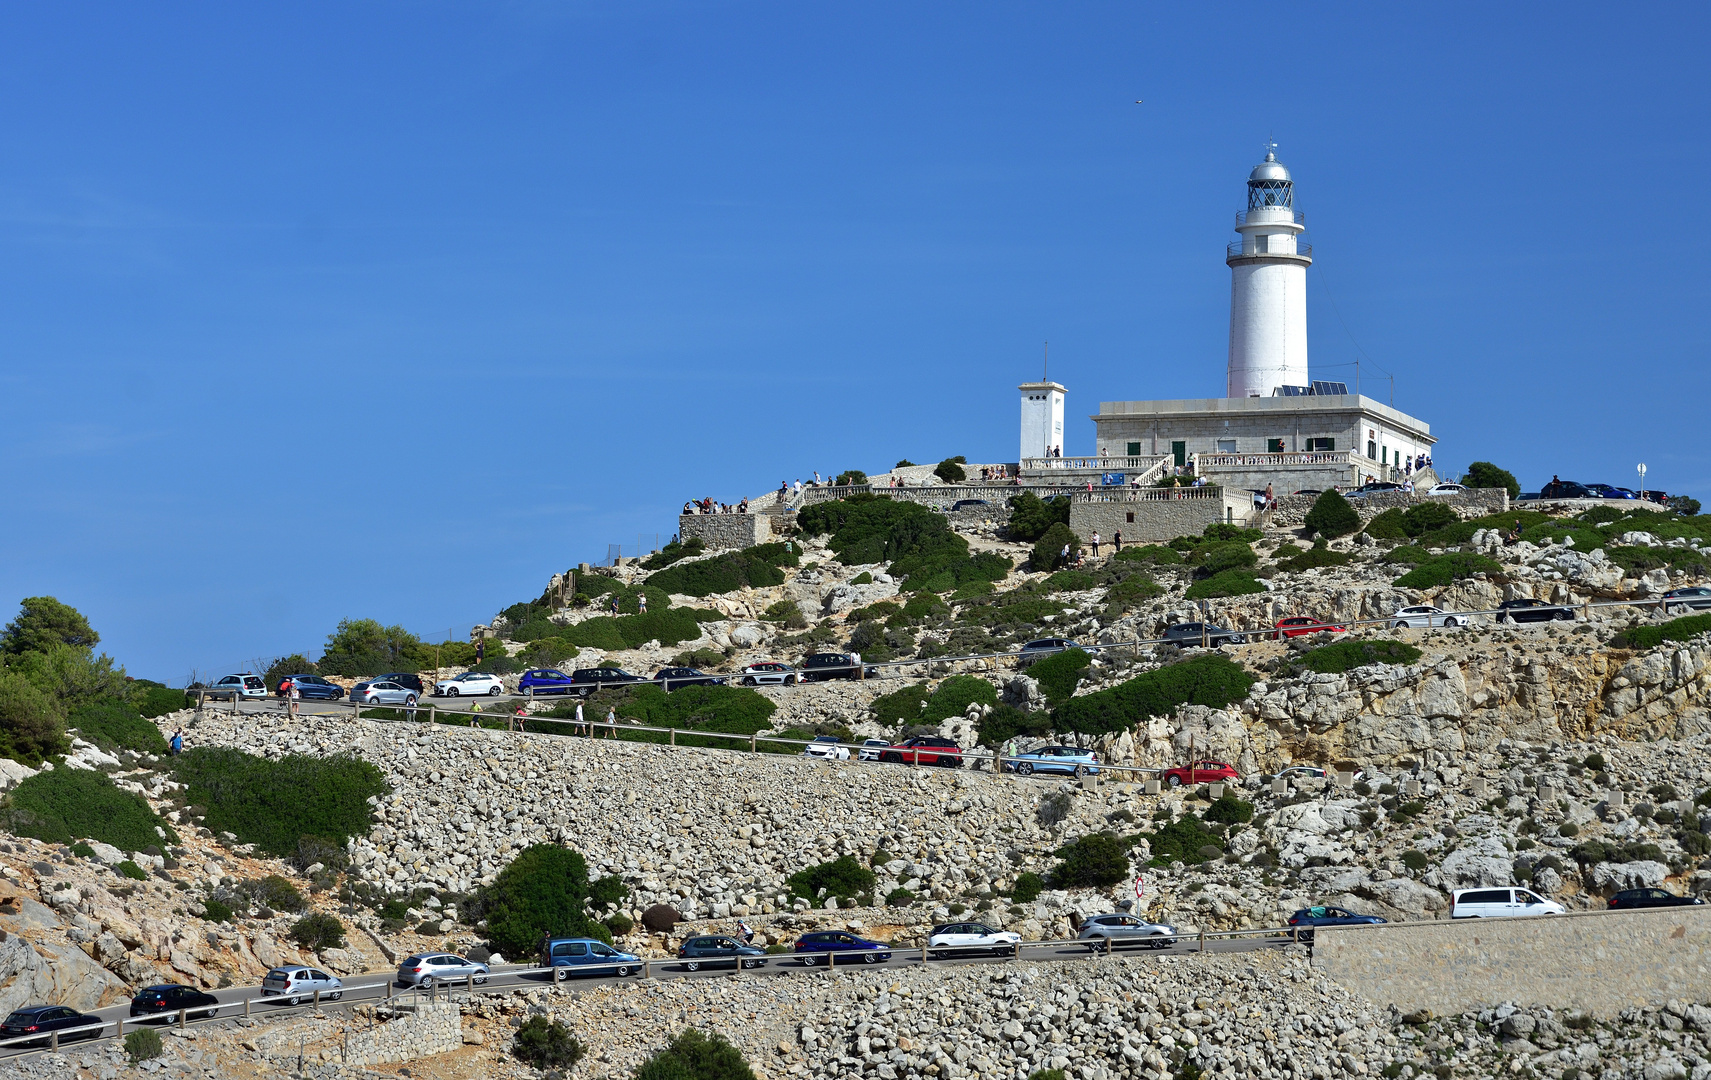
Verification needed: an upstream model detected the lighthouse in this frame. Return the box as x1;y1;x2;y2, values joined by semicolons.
1226;144;1311;399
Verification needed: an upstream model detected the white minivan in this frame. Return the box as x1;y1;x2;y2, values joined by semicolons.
1451;887;1565;918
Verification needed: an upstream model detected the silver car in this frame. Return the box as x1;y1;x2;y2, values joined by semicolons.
260;966;343;1005
857;738;889;762
1076;913;1178;950
1390;604;1465;629
351;680;419;706
395;952;490;988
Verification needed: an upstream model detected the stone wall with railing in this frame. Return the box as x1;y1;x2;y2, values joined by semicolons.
1268;488;1511;528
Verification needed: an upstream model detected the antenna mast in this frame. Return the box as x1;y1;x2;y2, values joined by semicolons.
1043;341;1048;383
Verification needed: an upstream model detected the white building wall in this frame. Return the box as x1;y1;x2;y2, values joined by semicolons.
1019;383;1065;459
1227;260;1309;398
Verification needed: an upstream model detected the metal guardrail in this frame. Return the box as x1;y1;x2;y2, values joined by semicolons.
1227;241;1312;260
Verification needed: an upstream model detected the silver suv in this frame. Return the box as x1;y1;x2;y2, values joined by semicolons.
1076;913;1177;950
208;673;268;701
260;966;343;1005
395;953;489;988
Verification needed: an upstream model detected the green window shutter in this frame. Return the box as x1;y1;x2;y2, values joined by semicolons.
1267;438;1284;453
1126;442;1141;456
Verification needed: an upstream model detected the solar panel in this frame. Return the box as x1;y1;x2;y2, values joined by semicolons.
1311;381;1349;396
1275;385;1309;397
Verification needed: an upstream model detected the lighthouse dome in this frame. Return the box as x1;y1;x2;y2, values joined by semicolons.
1249;151;1291;182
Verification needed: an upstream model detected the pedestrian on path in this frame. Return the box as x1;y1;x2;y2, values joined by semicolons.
1091;532;1101;558
574;700;586;736
606;706;617;737
1113;530;1123;551
288;683;300;718
170;728;183;756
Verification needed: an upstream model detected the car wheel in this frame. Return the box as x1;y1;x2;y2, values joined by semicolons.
1392;621;1407;630
1073;765;1088;778
1444;617;1460;628
615;965;632;977
287;994;302;1006
1165;775;1181;788
1017;762;1034;776
404;695;416;706
1555;610;1573;621
862;953;878;964
421;976;437;989
1229;634;1246;645
475;973;489;985
328;991;343;1002
488;686;501;696
684;961;700;972
446;688;459;697
202;1008;218;1019
803;954;822;966
742;677;755;686
881;751;901;764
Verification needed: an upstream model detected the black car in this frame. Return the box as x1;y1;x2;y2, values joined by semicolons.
1497;598;1574;624
1346;482;1403;498
1019;638;1080;655
1163;622;1247;646
376;672;426;695
1539;479;1594;499
280;674;344;701
801;652;860;682
950;499;991;511
568;667;648;697
129;984;220;1021
677;935;768;971
654;667;727;692
0;1006;103;1047
1608;888;1706;910
1664;587;1711;614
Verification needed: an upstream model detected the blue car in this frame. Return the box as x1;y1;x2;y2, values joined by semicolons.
282;675;344;701
538;937;641;976
1287;906;1385;941
1584;483;1636;500
518;669;577;696
792;931;892;966
1004;745;1101;778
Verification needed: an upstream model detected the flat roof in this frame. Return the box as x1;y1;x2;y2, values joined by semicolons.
1094;393;1431;436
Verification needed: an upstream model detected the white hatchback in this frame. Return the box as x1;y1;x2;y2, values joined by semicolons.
801;736;850;761
1451;887;1565;919
434;672;504;697
927;921;1022;957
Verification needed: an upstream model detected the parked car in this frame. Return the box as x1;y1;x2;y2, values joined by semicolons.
1584;483;1637;500
1497;598;1575;624
1271;616;1346;639
802;735;850;761
566;668;647;697
350;680;418;706
1075;913;1177;950
857;738;889;762
1292;489;1322;497
1450;888;1565;919
1276;765;1361;782
928;922;1021;957
1163;622;1247;647
1004;745;1100;778
1607;888;1706;910
877;737;963;767
951;499;991;512
281;674;345;700
1019;638;1080;656
739;661;798;686
260;966;343;1005
677;935;768;971
1539;479;1594;499
0;1005;102;1047
793;931;892;965
654;667;726;691
518;668;578;695
1663;587;1711;614
1390;605;1466;629
395;953;490;988
539;937;641;976
801;652;860;682
1286;906;1387;941
1425;483;1466;496
434;672;504;697
207;673;267;701
376;672;426;695
1160;760;1239;788
129;984;220;1021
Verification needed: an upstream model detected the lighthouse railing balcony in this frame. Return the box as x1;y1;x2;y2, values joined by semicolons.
1235;209;1305;227
1227;241;1312;259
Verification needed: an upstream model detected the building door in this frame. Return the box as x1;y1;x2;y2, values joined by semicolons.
1267;438;1284;453
1171;441;1186;468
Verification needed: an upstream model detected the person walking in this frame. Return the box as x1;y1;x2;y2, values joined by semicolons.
1113;530;1123;552
288;681;301;718
170;728;183;756
606;706;616;737
1264;482;1275;511
1090;531;1101;558
637;593;648;614
574;700;585;736
511;703;527;732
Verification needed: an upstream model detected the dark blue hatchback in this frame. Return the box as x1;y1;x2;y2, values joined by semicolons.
793;931;892;966
518;669;577;695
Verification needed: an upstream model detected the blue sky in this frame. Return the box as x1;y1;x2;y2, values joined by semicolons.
1;2;1704;681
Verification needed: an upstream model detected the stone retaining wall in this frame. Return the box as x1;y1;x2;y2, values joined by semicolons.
1068;494;1247;544
678;514;776;551
1269;488;1510;528
343;1001;462;1067
1314;906;1711;1016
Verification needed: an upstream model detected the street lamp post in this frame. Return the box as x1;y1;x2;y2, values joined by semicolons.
1639;464;1648;502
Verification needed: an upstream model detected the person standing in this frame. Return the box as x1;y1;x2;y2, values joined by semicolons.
637;593;648;614
574;699;585;736
288;682;301;718
1090;531;1101;558
1113;530;1123;552
1264;482;1275;511
170;728;184;756
606;706;616;737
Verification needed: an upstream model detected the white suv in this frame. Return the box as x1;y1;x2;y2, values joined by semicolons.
433;672;505;697
1451;887;1565;918
1390;605;1466;629
927;921;1022;957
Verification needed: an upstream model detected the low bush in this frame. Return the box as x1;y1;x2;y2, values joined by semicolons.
1381;545;1432;565
1055;654;1254;737
608;684;777;749
513;1015;588;1070
1006;493;1072;542
1184;570;1265;599
976;703;1051;747
129;682;193;719
1042;570;1095;593
1050;833;1130;887
69;841;95;858
671;647;727;669
850;571;874;586
1391;552;1502;589
1142;815;1220;867
787;856;875;901
920;675;999;724
644;547;790;597
1113;544;1181;565
1401;502;1458;536
885;888;916;907
1028;649;1090;708
202;897;234;923
0;671;68;764
1400;850;1429;871
934;457;967;483
7;768;176;850
171;748;388;857
1202;794;1254;825
565;608;705;651
1363;508;1409;540
124;1028;163;1063
469;844;610;957
1613;612;1711;651
1295;640;1422;674
1106;572;1163;605
1193;541;1257;576
117;860;148;881
643;537;706;570
635;1027;757;1080
1011;872;1045;903
247;874;307;912
1031;523;1081;572
290;912;347;951
1303;491;1361;538
1276;542;1353;572
68;698;169;755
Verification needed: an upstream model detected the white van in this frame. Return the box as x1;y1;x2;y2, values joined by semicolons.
1450;887;1566;918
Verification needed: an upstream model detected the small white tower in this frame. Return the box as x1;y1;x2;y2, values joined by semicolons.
1227;144;1311;398
1018;380;1065;460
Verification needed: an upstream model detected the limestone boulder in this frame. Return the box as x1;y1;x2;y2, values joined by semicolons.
1423;837;1513;890
1590;860;1670;890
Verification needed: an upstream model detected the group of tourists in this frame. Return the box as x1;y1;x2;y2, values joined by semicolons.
684;496;749;515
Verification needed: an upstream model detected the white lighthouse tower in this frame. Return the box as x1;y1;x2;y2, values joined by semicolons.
1226;144;1311;398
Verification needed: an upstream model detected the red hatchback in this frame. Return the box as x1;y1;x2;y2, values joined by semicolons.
1161;760;1239;788
877;737;963;768
1271;617;1348;639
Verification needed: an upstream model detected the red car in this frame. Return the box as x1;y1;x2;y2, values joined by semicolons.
876;737;963;768
1271;616;1348;640
1160;760;1239;788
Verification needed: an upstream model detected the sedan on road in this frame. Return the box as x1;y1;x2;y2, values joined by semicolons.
1019;638;1080;656
1271;616;1346;639
260;966;343;1005
518;668;578;695
1664;587;1711;614
1075;914;1178;950
794;931;892;965
1390;605;1466;629
1287;906;1387;934
655;667;727;691
1584;483;1637;500
350;680;418;706
1497;598;1575;624
282;674;346;700
1161;760;1239;788
129;985;220;1022
569;668;648;696
1005;745;1100;778
802;735;851;761
1;1006;103;1047
877;737;963;767
1276;765;1361;782
1163;622;1247;647
739;661;798;686
434;672;504;697
928;922;1021;958
395;953;489;988
1608;888;1706;910
678;935;768;971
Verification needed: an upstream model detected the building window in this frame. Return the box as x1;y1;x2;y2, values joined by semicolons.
1267;438;1284;453
1126;442;1141;456
1367;440;1377;460
1216;438;1237;453
1307;437;1335;452
1126;512;1134;523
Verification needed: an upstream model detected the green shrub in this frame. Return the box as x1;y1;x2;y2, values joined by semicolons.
290;911;347;951
69;841;95;858
934;457;967;483
1028;1070;1068;1080
1029;649;1090;708
129;682;193;719
644;547;790;597
1381;545;1432;565
605;912;635;937
1142;816;1220;867
1558;823;1579;838
1304;491;1361;538
1184;570;1265;599
1401;850;1428;871
202;897;234;923
68;698;169;755
1614;612;1711;651
787;855;875;901
318;618;421;678
1462;462;1520;499
171;748;387;857
850;571;874;586
1363;508;1409;540
977;703;1052;746
470;844;610;958
513;1015;588;1070
920;675;999;724
1114;544;1181;565
1050;833;1130;887
1107;572;1163;606
1031;522;1080;572
0;671;68;764
885;887;916;907
1276;545;1353;572
1;596;99;656
635;1028;757;1080
1194;541;1257;575
1056;654;1254;737
1296;640;1421;674
1401;502;1458;536
7;768;175;850
1042;570;1095;593
124;1028;163;1064
643;536;706;570
1392;552;1502;589
835;469;868;486
264;655;320;688
870;684;930;727
565;608;705;651
248;874;307;912
1202;794;1254;825
1011;871;1045;903
117;860;148;881
1006;493;1073;542
605;684;776;749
